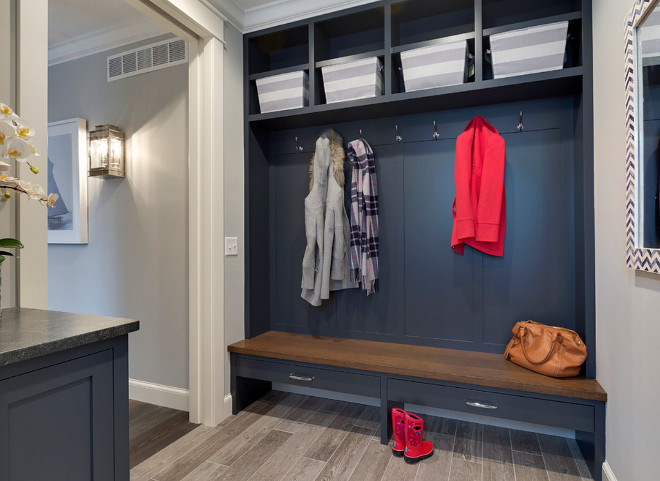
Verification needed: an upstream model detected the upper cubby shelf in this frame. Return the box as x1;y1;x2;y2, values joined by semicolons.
315;6;385;62
248;67;583;130
481;0;581;30
247;25;308;76
244;0;587;125
391;0;474;48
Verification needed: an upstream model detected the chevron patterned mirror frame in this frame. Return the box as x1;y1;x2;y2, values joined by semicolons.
625;0;660;273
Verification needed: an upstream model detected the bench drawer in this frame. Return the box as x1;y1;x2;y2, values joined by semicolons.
389;379;594;432
234;356;380;398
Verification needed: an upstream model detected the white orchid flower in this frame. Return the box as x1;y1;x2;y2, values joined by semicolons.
0;119;16;146
0;172;17;182
6;138;32;161
0;101;53;206
14;120;35;140
27;142;39;156
0;103;16;119
17;179;45;200
47;193;59;207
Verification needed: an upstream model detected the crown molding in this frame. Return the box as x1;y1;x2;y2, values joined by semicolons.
205;0;244;32
242;0;380;33
48;20;168;66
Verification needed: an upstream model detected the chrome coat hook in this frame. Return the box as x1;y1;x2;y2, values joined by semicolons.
359;129;363;137
433;121;440;140
295;136;304;152
517;110;524;132
395;125;403;143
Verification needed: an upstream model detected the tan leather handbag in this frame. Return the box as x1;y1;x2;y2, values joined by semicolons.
504;320;587;378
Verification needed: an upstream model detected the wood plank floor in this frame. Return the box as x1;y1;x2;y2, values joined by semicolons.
129;400;198;469
130;391;594;481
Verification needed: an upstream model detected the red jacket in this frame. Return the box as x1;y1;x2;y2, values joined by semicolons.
451;116;506;257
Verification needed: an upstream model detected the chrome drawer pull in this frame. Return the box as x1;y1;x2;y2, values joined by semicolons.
289;373;314;382
465;401;498;410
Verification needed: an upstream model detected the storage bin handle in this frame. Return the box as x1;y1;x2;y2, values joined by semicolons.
289;373;314;382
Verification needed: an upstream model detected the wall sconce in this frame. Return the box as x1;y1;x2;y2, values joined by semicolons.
88;125;125;178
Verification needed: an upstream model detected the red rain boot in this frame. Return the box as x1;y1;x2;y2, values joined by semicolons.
404;412;434;463
391;408;407;457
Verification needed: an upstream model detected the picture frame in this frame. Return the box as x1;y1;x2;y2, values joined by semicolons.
47;118;88;244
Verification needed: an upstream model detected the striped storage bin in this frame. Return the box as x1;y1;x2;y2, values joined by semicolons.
400;41;468;92
640;8;660;62
255;71;309;114
321;57;383;104
490;21;568;79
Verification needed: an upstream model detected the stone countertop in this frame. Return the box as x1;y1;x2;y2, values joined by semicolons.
0;308;139;367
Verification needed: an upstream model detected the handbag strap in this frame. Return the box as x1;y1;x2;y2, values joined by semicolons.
520;326;562;365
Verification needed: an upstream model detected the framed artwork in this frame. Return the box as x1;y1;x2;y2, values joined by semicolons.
47;118;88;244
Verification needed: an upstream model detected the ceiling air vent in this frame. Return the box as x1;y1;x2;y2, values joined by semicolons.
107;38;188;82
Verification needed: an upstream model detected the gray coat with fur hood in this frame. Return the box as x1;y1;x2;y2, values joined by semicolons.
301;130;357;306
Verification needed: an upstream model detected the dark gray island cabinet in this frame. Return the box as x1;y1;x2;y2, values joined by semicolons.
0;308;139;481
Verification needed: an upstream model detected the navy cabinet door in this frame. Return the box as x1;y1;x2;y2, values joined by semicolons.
0;349;115;481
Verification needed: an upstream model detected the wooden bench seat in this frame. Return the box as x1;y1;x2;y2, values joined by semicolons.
228;331;606;402
228;331;606;481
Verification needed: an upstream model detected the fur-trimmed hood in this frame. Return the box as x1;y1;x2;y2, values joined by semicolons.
309;129;345;191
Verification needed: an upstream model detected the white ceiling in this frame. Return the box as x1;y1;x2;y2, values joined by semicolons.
48;0;379;64
49;0;164;47
48;0;167;65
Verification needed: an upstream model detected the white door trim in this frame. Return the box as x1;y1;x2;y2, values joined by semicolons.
124;0;227;426
16;0;49;309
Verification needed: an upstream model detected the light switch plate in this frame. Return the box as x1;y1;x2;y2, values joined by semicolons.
225;237;238;256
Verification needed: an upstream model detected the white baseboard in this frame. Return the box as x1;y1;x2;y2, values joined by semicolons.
602;461;618;481
129;378;189;411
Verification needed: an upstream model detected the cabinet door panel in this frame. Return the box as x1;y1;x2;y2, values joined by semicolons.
0;350;114;481
404;140;479;343
272;153;334;331
335;144;404;335
482;129;575;346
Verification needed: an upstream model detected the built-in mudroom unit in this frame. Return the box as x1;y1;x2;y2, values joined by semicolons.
229;0;606;479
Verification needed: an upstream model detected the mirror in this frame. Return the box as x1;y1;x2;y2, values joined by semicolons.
625;0;660;272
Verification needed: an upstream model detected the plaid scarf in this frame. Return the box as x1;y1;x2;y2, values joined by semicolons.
347;139;379;295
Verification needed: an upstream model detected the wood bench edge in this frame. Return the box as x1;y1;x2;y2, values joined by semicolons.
228;345;607;402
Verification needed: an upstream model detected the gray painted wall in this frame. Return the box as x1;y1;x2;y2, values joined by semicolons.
594;1;660;479
48;35;189;390
223;22;245;395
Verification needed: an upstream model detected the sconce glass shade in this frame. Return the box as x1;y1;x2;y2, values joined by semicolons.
89;125;125;178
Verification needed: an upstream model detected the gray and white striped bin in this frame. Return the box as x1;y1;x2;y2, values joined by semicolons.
255;70;309;114
321;57;383;104
490;21;569;79
400;40;468;92
640;7;660;63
